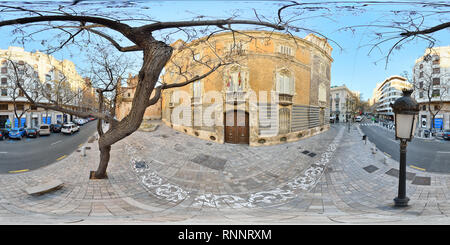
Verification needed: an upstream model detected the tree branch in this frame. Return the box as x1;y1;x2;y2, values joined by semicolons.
139;19;285;32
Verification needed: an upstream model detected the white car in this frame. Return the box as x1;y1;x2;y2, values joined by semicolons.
355;116;362;122
74;118;87;125
39;124;51;136
61;123;79;134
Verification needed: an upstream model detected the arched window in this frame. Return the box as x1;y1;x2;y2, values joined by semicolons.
192;80;202;104
276;69;294;95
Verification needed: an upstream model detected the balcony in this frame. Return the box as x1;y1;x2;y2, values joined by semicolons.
225;91;246;105
191;96;201;105
278;93;293;106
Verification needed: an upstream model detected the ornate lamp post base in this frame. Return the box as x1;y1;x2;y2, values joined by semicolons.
394;196;409;207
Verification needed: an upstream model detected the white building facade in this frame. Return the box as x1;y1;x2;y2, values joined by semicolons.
412;46;450;131
329;85;359;122
0;46;86;128
371;76;412;120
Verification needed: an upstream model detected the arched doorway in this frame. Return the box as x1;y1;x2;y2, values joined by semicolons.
224;110;249;144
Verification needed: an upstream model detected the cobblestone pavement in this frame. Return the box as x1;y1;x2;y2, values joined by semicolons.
1;122;450;224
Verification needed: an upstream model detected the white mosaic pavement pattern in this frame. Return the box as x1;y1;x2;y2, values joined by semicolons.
128;127;344;208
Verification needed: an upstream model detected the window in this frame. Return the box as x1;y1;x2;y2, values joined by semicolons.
319;83;327;102
419;72;423;78
0;104;7;110
1;89;7;96
419;64;423;69
1;67;7;74
279;45;293;56
419;81;423;89
422;105;426;111
419;92;423;98
276;69;294;95
226;42;246;55
432;68;440;74
432;57;440;65
434;105;440;111
432;89;440;97
16;104;24;111
193;53;201;61
1;78;6;85
45;74;51;81
433;78;440;86
225;66;246;92
193;80;201;98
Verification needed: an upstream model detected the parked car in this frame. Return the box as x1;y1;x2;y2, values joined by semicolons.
50;123;62;133
0;128;10;140
355;116;362;122
25;128;39;138
8;127;26;139
74;118;87;126
443;131;450;140
39;124;51;136
61;123;79;134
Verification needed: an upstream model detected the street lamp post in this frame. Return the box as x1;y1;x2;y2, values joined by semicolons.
390;89;419;207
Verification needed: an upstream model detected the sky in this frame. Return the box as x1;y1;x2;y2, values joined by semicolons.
0;0;448;100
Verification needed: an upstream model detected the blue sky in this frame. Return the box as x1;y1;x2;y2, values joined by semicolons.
0;0;448;100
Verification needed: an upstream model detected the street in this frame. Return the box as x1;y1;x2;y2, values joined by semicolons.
359;121;450;173
0;121;97;174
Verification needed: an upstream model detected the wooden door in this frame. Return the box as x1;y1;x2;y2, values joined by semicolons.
224;110;249;144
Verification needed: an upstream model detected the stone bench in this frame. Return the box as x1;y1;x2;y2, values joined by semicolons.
25;180;64;195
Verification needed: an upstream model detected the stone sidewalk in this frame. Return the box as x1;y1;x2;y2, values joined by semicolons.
1;122;450;224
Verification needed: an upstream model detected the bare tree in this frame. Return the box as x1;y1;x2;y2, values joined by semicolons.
0;2;287;179
3;59;40;128
276;1;449;66
84;44;137;136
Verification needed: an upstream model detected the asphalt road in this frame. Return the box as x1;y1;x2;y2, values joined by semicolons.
360;121;450;173
0;121;97;174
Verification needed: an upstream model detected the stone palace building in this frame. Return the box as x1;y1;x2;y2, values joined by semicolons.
160;31;333;146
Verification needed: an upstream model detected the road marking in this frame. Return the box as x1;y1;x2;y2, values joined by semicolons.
78;143;83;148
0;152;7;154
56;155;67;161
410;165;426;171
437;151;450;154
51;140;62;146
9;169;29;173
384;152;391;158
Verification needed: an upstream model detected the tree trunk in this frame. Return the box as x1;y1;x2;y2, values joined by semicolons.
94;143;111;179
92;38;173;179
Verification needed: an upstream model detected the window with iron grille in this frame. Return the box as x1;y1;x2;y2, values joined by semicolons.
432;78;440;86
